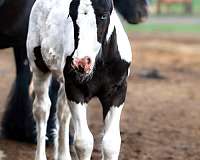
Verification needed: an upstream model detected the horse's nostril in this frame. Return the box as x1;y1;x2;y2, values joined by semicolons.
86;57;91;65
78;64;85;73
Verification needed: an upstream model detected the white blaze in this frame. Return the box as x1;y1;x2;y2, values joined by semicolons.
73;0;101;69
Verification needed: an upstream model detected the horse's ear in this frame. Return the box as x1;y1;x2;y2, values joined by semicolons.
109;27;119;54
104;27;120;58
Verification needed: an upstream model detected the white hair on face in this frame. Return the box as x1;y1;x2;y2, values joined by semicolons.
72;0;101;69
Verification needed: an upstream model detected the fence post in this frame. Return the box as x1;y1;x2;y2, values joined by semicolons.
157;0;161;14
185;2;192;14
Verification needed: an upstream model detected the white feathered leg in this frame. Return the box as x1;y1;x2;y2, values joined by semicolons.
54;84;71;160
32;71;52;160
68;101;94;160
102;104;124;160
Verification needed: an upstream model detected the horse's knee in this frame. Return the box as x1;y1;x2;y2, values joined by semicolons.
57;86;71;125
75;132;94;159
102;133;121;160
33;97;51;122
57;105;71;122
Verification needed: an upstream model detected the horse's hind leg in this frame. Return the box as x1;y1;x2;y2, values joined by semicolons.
1;45;35;142
32;70;51;160
54;84;71;160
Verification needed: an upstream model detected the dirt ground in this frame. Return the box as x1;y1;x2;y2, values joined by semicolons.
0;32;200;160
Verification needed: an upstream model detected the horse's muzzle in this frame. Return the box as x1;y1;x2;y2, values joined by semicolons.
71;56;92;74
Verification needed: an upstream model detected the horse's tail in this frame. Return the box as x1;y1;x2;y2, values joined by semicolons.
1;73;60;144
1;46;36;143
1;46;59;144
1;74;36;142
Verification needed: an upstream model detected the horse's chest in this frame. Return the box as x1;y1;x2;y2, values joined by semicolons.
65;59;130;103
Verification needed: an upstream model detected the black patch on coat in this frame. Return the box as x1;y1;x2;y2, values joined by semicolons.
64;28;130;119
69;0;80;50
34;46;50;73
95;11;110;43
91;0;113;43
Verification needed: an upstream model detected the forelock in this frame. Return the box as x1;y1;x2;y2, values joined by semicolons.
69;0;80;49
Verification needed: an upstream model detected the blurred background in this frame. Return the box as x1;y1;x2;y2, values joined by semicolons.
126;0;200;32
118;1;200;160
0;0;200;160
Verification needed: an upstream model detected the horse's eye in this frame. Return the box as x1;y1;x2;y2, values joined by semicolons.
101;15;107;20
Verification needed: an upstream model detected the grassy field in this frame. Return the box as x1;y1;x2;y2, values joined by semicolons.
190;0;200;14
125;23;200;33
151;0;200;15
125;0;200;33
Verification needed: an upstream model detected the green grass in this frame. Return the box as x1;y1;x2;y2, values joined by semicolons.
125;23;200;33
124;0;200;33
193;0;200;13
151;0;200;15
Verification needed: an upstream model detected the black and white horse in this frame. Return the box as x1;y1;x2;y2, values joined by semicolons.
27;0;131;159
64;7;132;160
0;0;148;143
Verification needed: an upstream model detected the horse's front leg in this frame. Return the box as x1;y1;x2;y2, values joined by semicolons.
102;105;124;160
100;83;127;160
68;101;94;160
32;70;52;160
54;84;71;160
